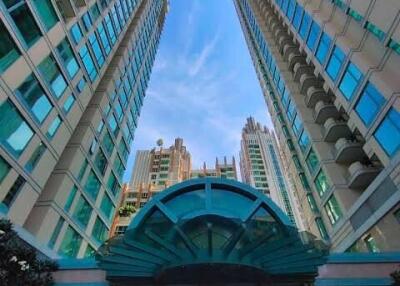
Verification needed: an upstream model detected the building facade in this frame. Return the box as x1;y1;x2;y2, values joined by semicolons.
235;0;400;251
112;138;191;236
0;0;168;258
190;156;238;180
240;117;304;228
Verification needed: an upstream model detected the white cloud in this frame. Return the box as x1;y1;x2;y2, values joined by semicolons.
188;33;219;77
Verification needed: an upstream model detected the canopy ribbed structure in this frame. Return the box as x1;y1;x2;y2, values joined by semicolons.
97;178;328;285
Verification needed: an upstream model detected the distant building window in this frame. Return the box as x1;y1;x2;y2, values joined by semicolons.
314;170;330;197
339;62;364;100
316;33;331;64
2;176;25;208
47;116;62;139
58;226;82;258
306;21;320;51
0;156;11;184
70;23;83;45
73;195;92;228
56;39;79;78
38;56;67;99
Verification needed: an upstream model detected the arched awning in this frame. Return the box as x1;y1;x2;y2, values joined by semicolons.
97;178;328;285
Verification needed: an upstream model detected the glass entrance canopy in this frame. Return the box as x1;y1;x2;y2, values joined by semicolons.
97;178;328;284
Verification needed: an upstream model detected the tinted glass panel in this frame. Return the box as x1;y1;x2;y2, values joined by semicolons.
32;0;59;30
374;108;400;157
355;83;386;126
38;56;67;98
339;62;364;100
0;21;20;73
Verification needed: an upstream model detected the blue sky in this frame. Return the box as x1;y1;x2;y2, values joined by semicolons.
123;0;273;181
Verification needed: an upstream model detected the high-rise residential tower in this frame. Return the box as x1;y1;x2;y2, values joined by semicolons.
112;138;191;236
235;0;400;251
240;117;304;228
0;0;168;258
190;156;238;180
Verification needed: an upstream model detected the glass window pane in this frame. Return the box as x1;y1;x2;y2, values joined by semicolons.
299;12;311;39
48;217;64;248
339;62;364;100
326;46;345;81
63;94;75;113
298;130;310;153
25;141;46;172
47;116;61;138
58;226;82;257
0;21;20;73
73;195;92;228
102;131;114;155
88;33;104;67
324;195;343;225
100;193;114;220
70;23;83;45
306;148;320;174
84;170;101;200
374;108;400;157
315;170;331;197
316;217;329;240
2;175;25;207
8;2;42;47
355;82;386;126
64;185;77;212
316;33;331;64
307;21;321;51
92;217;108;242
94;148;107;175
16;74;53;124
56;39;79;78
292;4;303;30
38;56;67;98
0;100;34;157
79;45;98;82
32;0;59;31
107;172;120;197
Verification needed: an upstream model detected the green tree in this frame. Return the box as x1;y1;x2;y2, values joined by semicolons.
0;219;58;286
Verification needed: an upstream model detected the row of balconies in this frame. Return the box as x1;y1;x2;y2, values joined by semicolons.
265;6;382;191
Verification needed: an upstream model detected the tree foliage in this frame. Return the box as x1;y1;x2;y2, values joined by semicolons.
0;219;58;286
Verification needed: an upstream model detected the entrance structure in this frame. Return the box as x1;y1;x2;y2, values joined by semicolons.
97;178;328;285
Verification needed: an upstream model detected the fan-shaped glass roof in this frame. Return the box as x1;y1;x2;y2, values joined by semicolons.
97;178;328;285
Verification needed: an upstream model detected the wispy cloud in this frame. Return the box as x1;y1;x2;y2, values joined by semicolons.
188;33;219;76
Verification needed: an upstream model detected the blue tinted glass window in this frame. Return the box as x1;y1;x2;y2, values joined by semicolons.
298;130;310;153
355;83;386;126
111;7;121;35
299;12;311;39
374;108;400;157
104;14;116;45
292;114;303;137
287;101;296;121
47;116;61;138
0;100;34;157
88;33;104;67
70;23;83;45
16;74;53;124
84;170;101;200
56;39;79;78
326;46;345;81
100;193;115;220
339;62;364;100
63;94;75;113
79;45;97;82
307;21;321;51
287;0;295;20
73;195;92;228
292;4;303;30
82;12;92;31
316;33;331;64
38;56;67;99
97;22;111;55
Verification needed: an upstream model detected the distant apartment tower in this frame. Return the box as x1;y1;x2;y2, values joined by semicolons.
0;0;168;258
190;157;238;180
235;0;400;251
240;117;303;228
112;138;191;236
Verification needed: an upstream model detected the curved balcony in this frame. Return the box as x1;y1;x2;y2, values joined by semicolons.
347;161;381;190
313;101;340;124
299;73;320;94
283;44;298;60
305;86;328;107
278;36;292;52
293;62;314;82
334;138;365;164
322;118;352;142
288;52;306;71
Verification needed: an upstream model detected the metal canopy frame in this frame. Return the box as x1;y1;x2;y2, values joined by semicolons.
97;178;328;284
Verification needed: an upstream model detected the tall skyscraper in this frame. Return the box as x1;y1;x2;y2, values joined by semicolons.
240;117;304;228
190;156;238;180
112;138;191;236
0;0;168;258
235;0;400;251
